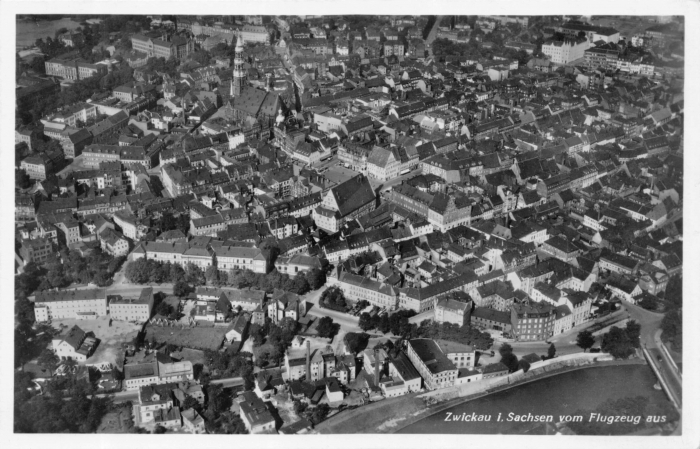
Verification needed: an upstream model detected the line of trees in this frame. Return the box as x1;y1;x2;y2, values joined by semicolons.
358;309;416;337
123;258;326;297
16;248;126;298
414;320;495;350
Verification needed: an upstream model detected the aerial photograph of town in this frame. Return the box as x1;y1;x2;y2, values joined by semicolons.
13;12;684;437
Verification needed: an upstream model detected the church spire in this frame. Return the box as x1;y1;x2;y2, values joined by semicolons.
231;37;246;98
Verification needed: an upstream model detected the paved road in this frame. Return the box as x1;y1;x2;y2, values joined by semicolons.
493;308;628;358
303;286;361;332
425;16;444;58
211;376;244;388
623;300;682;407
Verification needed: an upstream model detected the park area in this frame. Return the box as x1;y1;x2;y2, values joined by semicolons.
144;323;229;351
16;17;81;49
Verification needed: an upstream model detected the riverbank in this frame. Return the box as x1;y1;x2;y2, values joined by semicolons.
314;355;646;434
391;358;646;434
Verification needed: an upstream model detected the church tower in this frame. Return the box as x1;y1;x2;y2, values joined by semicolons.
230;37;246;97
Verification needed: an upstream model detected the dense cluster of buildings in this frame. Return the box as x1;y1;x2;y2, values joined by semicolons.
15;14;683;435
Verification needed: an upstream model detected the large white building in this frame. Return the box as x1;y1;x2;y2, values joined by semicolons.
123;353;194;390
405;339;476;390
34;288;108;322
131;241;268;274
327;270;398;310
109;287;154;323
542;38;589;64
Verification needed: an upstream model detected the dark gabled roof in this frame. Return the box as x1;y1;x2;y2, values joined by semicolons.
330;174;376;218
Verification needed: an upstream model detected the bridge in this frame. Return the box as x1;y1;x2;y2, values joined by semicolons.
641;339;682;411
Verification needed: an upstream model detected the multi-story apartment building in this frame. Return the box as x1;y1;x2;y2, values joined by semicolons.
337;142;371;174
131;34;194;59
405;339;462;390
124;353;194;390
434;298;472;326
20;237;52;265
329;271;398;310
45;55;108;80
367;146;401;182
510;300;555;341
541;37;589;64
109;287;154;323
215;246;268;274
34;288;108;322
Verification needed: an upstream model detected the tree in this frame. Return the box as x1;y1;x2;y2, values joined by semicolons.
500;352;519;373
16;169;31;189
182;396;198;410
306;268;326;290
498;343;513;357
576;330;596;352
205;265;221;286
156;301;173;317
316;316;336;338
173;280;192;297
517;359;531;373
293;399;307;415
661;308;682;351
124;259;151;284
601;326;635;359
624;321;641;349
547;343;556;359
320;286;347;311
343;332;370;354
37;349;59;372
310;403;330;425
639;295;657;311
358;312;374;331
378;314;391;334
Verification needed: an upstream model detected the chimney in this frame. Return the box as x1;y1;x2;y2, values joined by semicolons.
374;348;380;383
306;340;311;381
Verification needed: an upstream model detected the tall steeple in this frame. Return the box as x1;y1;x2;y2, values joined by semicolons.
231;37;246;98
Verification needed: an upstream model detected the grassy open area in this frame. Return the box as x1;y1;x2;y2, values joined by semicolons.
145;324;228;351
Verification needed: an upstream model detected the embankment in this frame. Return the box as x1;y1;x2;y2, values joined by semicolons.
314;352;644;434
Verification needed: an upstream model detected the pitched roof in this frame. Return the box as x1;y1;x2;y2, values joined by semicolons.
329;174;376;218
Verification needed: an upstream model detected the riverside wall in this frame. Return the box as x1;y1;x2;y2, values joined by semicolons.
418;352;616;404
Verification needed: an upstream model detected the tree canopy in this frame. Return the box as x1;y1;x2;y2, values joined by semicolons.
576;330;596;352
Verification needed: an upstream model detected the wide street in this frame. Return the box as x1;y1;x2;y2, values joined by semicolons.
425;16;444;58
492;307;628;358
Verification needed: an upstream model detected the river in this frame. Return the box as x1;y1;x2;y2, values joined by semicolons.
398;364;670;434
16;17;81;49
